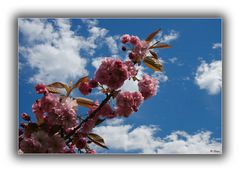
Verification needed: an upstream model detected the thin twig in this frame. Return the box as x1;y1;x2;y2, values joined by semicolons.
64;91;114;143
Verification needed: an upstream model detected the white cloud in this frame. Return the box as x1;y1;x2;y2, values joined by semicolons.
151;72;168;83
157;30;179;43
105;36;119;55
19;19;89;84
120;66;144;92
212;43;222;49
93;123;222;154
105;118;124;126
169;57;178;63
19;18;119;84
91;57;107;69
195;60;222;95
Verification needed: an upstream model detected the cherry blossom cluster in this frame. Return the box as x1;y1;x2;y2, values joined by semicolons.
121;34;149;64
19;29;168;154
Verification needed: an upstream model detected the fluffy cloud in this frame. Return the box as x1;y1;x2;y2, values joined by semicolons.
19;19;89;84
195;60;222;95
93;123;222;154
169;57;178;63
19;18;121;84
212;43;222;49
157;30;179;43
105;36;119;55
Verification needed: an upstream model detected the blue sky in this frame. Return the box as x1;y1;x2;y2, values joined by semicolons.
18;18;222;154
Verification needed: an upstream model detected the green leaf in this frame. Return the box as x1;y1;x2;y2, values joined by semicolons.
145;29;161;43
143;56;163;72
88;133;108;149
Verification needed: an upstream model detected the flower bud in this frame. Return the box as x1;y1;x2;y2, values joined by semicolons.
21;113;31;121
76;137;87;149
89;79;98;88
122;46;127;51
20;122;27;128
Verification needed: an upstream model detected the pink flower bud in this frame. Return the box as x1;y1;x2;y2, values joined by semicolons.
89;79;98;88
35;84;48;94
121;34;131;44
21;113;31;121
76;137;87;149
78;82;92;95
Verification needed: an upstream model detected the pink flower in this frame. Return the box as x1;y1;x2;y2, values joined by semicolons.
35;84;48;94
130;36;140;45
76;137;87;149
124;60;138;78
61;110;77;130
81;119;96;134
121;34;131;43
41;93;60;112
48;134;66;153
32;100;45;124
138;74;159;99
95;58;129;90
20;137;41;153
88;102;114;118
121;34;149;63
78;81;92;95
115;91;144;117
89;79;98;88
87;149;96;154
131;40;149;62
31;131;50;153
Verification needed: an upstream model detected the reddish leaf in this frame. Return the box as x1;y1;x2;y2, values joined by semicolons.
149;50;158;59
88;133;108;149
73;76;89;88
145;29;161;43
47;82;68;89
150;43;171;49
143;56;163;72
46;86;61;94
76;97;96;108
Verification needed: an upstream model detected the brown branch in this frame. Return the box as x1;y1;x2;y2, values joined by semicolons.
64;91;114;143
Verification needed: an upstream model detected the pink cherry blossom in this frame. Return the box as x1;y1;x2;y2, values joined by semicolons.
86;149;96;154
41;93;60;112
76;137;87;149
31;130;50;153
121;34;149;63
78;81;92;95
48;134;66;153
89;79;98;88
121;34;131;43
115;91;144;117
81;118;96;134
32;100;45;124
20;137;41;153
88;102;114;118
95;58;129;90
124;60;138;78
35;84;48;94
130;35;140;45
138;74;159;99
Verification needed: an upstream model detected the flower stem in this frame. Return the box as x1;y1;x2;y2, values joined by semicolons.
64;91;114;143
